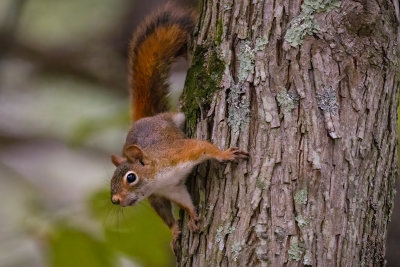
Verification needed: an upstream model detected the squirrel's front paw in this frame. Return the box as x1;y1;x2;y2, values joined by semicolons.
219;147;249;162
188;215;199;232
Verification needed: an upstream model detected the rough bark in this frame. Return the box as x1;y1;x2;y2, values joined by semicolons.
177;0;399;266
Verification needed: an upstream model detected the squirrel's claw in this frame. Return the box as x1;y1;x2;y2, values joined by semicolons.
188;213;199;232
188;219;199;232
171;237;180;255
220;147;249;162
170;223;181;254
171;216;198;253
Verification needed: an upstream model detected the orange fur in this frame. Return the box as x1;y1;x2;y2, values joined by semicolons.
167;140;228;164
152;139;249;168
128;5;196;121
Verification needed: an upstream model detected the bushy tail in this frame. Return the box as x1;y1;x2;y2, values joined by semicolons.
128;3;197;121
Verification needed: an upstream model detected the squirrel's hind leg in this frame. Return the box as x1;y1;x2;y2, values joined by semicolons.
159;185;199;232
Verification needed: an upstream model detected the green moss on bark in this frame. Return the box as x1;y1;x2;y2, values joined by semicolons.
181;46;225;135
215;19;223;45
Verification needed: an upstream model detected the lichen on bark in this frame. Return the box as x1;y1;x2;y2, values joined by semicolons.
294;189;308;205
285;0;342;47
288;239;303;261
227;82;250;132
177;0;399;266
227;41;254;132
231;241;245;262
276;87;299;114
237;41;255;82
316;87;339;114
295;215;310;227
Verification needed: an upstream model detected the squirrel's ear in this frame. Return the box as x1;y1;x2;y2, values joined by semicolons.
111;154;126;167
124;145;144;162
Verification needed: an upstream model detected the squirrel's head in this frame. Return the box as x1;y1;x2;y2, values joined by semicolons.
110;145;155;207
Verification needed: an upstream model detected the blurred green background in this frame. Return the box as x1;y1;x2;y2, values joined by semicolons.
0;0;195;266
0;0;399;267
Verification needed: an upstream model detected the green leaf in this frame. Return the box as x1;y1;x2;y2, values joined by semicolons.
49;225;116;267
89;189;174;267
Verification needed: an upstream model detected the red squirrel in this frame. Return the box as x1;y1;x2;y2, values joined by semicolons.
109;3;249;250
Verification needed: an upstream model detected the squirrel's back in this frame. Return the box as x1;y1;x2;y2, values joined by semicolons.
126;113;186;150
129;4;197;121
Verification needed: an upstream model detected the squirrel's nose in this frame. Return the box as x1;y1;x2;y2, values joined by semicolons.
111;195;121;205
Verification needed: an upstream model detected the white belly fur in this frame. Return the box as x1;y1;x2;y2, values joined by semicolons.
154;161;198;193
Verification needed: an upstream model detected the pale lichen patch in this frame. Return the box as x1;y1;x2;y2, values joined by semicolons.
226;41;254;133
215;223;236;251
228;82;250;133
295;215;310;227
316;87;339;114
255;38;269;51
285;14;319;47
294;189;308;205
215;226;225;251
285;0;342;47
316;87;341;139
288;238;303;261
238;41;255;82
231;241;245;262
303;251;313;265
276;88;299;114
302;0;341;13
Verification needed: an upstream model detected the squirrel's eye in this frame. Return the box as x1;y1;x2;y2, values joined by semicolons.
126;172;137;184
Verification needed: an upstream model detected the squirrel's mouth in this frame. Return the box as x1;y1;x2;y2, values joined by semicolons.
123;197;138;207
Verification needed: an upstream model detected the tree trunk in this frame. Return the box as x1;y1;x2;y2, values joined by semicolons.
177;0;399;266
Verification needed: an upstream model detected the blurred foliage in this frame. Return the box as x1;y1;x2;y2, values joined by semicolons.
18;0;130;45
0;0;183;266
89;190;174;267
49;225;116;267
45;189;174;267
0;72;130;151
